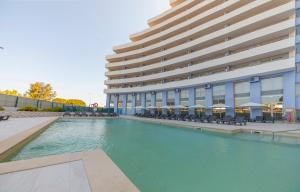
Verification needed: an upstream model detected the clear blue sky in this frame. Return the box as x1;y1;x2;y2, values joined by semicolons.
0;0;170;106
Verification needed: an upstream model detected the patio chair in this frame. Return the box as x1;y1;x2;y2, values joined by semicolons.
81;112;89;117
207;115;214;123
90;112;97;117
218;116;234;125
170;114;177;120
0;115;10;121
74;112;82;117
189;115;195;121
199;115;207;123
63;112;72;117
233;116;247;126
264;116;275;123
255;116;264;123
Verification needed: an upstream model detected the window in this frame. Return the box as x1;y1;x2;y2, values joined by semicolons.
118;96;124;108
167;90;175;106
195;87;205;98
110;95;115;107
195;87;205;107
213;85;225;96
127;95;132;109
213;85;225;105
146;93;151;107
261;77;283;120
180;89;188;106
136;94;141;107
297;63;300;73
156;92;162;107
235;82;250;95
234;82;250;106
156;92;162;101
296;43;300;54
296;8;300;18
167;90;175;99
297;25;300;35
296;83;300;97
180;89;188;99
261;77;283;93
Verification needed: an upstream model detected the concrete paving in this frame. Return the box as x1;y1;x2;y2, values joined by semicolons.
0;160;91;192
123;116;300;137
0;117;56;142
0;150;139;192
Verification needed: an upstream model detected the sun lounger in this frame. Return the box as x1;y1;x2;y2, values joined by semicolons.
74;112;82;117
233;116;247;126
264;116;275;123
63;112;72;117
217;116;234;125
255;116;264;123
0;115;10;121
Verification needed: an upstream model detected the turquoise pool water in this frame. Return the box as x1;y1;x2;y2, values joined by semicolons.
10;119;300;192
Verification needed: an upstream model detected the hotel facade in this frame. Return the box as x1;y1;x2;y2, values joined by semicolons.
105;0;300;120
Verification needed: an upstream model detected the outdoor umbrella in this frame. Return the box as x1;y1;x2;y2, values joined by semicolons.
210;104;231;118
146;105;156;109
189;104;205;115
238;102;265;119
135;106;145;109
160;106;173;114
210;104;230;109
160;106;173;109
189;104;205;108
239;102;265;108
174;105;188;109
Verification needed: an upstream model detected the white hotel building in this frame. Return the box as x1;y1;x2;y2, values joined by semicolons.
105;0;300;120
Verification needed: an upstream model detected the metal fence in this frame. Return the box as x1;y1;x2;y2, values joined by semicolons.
0;94;113;112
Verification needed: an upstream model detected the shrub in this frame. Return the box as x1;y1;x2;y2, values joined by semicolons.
0;106;4;111
40;107;63;112
17;106;38;111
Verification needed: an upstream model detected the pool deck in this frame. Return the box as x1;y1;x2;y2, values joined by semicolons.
122;116;300;137
0;150;139;192
0;117;58;142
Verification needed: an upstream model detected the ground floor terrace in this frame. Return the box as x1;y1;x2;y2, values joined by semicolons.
106;71;300;121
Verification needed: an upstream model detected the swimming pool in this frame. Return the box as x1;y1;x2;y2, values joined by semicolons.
10;118;300;192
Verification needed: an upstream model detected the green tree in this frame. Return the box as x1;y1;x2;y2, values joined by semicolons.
26;82;56;101
66;99;86;106
0;89;21;96
53;98;67;104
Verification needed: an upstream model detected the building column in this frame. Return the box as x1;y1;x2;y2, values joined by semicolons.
250;80;262;119
151;92;156;114
283;71;296;119
225;82;235;117
141;93;146;114
113;95;118;114
132;94;136;115
121;95;127;115
188;87;195;115
205;87;213;115
162;91;167;114
105;94;110;108
175;89;180;115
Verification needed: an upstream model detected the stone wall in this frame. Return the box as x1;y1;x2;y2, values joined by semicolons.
0;111;63;118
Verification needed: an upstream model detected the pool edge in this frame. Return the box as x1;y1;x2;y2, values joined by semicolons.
0;117;59;161
121;116;300;138
0;150;140;192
